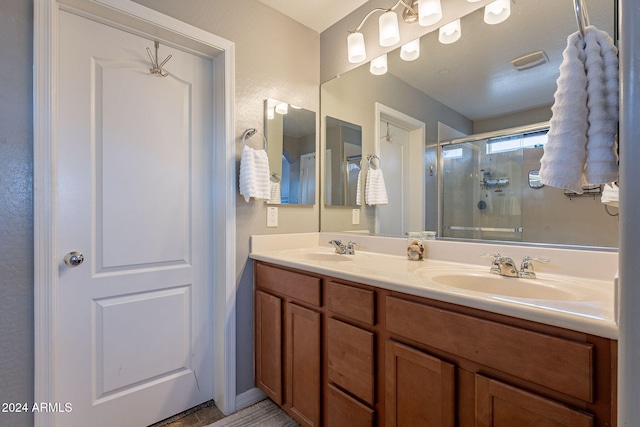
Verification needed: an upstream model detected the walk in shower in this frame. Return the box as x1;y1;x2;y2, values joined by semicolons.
439;125;549;242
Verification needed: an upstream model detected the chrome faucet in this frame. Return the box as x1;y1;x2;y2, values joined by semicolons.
329;240;357;255
485;253;550;278
487;254;519;277
518;256;550;279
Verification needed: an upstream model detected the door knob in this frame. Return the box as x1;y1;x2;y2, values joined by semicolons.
64;251;84;267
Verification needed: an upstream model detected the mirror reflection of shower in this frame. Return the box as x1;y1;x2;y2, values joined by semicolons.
440;124;549;242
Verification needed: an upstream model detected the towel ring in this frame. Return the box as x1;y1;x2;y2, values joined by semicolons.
367;154;381;170
242;128;268;150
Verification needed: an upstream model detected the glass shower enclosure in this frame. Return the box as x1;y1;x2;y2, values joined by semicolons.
439;126;548;242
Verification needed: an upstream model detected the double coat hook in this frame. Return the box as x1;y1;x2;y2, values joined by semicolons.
146;41;172;77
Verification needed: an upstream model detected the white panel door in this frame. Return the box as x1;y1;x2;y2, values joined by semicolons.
55;10;213;427
378;122;410;236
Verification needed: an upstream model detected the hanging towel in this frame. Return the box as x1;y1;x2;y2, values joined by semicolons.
365;168;388;206
539;31;589;194
269;181;281;204
583;27;619;184
355;169;363;206
539;27;619;194
601;182;619;207
239;145;271;202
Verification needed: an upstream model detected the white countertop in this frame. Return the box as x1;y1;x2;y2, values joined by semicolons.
250;233;618;339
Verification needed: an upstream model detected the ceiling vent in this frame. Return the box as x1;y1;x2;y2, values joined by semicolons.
511;50;549;71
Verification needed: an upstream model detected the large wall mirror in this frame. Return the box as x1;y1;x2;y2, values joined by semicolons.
320;0;618;248
265;98;317;205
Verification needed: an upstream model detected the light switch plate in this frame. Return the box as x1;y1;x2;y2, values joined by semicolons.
352;208;360;225
267;206;278;227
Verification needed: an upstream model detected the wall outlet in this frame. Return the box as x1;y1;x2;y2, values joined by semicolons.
352;208;360;225
267;206;278;227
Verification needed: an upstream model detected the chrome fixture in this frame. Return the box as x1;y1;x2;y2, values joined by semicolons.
64;251;84;267
518;256;550;279
486;253;518;277
329;240;358;255
146;41;172;77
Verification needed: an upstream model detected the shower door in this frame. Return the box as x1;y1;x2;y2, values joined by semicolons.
440;139;524;242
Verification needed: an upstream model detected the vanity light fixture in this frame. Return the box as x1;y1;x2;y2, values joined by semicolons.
418;0;443;27
346;0;443;64
267;107;275;120
379;10;400;47
400;38;420;61
370;53;388;75
439;19;461;44
484;0;511;25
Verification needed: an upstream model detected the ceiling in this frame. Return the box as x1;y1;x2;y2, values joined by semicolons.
256;0;368;32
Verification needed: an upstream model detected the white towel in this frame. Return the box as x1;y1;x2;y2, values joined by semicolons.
239;145;270;202
355;169;363;206
601;182;619;207
539;27;619;194
365;168;388;206
269;181;281;204
583;28;619;185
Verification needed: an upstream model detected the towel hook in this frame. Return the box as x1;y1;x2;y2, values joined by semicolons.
242;128;268;150
573;0;590;37
146;41;172;77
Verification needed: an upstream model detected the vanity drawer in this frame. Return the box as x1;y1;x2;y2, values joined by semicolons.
385;296;593;402
325;280;375;325
255;262;321;307
327;318;375;405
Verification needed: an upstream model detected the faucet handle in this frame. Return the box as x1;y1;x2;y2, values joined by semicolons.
482;253;503;275
519;256;550;279
346;241;358;254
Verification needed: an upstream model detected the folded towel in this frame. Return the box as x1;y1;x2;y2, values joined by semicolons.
539;31;589;194
239;145;271;202
365;168;388;206
539;27;619;194
583;27;619;185
355;169;363;206
269;181;281;204
601;182;619;207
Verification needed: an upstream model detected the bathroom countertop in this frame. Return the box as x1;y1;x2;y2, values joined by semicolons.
250;240;618;340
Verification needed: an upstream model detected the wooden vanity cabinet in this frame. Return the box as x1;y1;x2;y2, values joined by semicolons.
254;262;322;427
254;261;617;427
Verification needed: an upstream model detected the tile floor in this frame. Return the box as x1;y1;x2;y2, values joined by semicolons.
148;400;225;427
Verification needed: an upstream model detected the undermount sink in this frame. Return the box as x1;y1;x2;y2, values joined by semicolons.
428;272;582;301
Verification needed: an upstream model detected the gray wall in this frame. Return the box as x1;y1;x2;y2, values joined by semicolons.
0;1;34;427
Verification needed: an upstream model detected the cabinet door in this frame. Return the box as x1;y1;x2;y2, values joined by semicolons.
255;290;283;404
286;303;321;427
475;375;593;427
385;340;455;427
326;384;375;427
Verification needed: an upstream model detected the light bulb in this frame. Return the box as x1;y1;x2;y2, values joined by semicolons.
379;11;400;47
439;19;461;44
400;38;420;61
418;0;443;27
347;32;366;63
370;54;388;75
484;0;511;25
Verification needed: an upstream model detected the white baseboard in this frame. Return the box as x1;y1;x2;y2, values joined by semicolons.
234;387;267;412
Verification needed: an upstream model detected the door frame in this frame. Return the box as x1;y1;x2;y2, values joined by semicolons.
33;0;237;424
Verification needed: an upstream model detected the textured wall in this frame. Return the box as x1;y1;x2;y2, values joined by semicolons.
0;1;34;427
131;0;320;396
